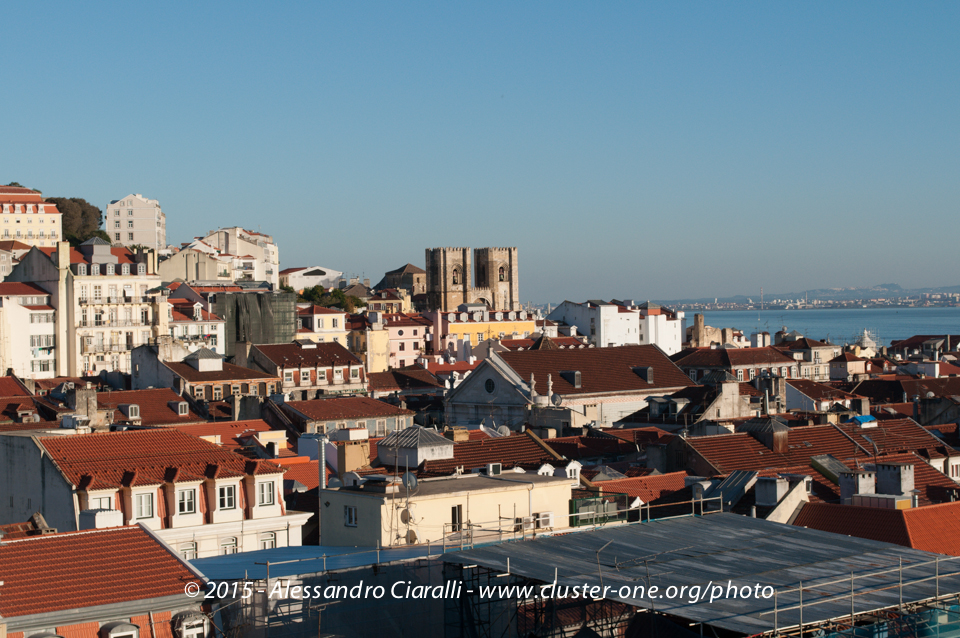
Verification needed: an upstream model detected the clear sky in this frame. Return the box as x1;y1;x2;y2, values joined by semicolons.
2;2;958;303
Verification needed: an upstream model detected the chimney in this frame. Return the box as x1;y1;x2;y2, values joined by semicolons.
839;471;874;504
851;397;870;417
876;463;914;496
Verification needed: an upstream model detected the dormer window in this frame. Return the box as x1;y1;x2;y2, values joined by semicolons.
178;402;188;416
91;264;100;276
121;263;130;275
127;404;140;418
77;264;87;276
38;204;45;214
106;264;115;275
137;263;146;275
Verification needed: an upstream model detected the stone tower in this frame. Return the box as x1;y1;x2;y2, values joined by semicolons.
425;247;519;312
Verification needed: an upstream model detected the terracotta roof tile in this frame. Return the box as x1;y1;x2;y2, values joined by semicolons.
673;346;797;369
38;428;283;489
92;388;206;426
498;345;694;396
285;396;414;421
597;471;690;502
368;367;444;392
0;377;31;396
0;525;201;617
165;361;279;384
254;342;362;368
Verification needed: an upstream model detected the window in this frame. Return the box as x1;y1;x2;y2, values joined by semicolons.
90;495;111;509
135;492;154;519
283;370;293;384
91;264;100;276
128;220;134;228
128;209;134;216
137;263;146;275
180;542;198;561
334;368;343;380
336;421;347;430
259;481;275;505
344;505;358;527
350;367;359;379
115;209;120;216
218;485;236;509
178;489;196;514
128;233;134;241
375;419;386;436
399;342;405;351
213;385;223;400
736;369;744;382
300;370;311;383
115;233;121;241
318;369;326;381
121;263;130;275
114;220;120;228
220;537;238;555
332;318;338;328
259;531;277;550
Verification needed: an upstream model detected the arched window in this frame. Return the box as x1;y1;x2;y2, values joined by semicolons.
106;264;115;275
220;537;238;555
452;268;460;285
137;263;146;276
91;264;100;276
498;266;505;282
121;263;130;275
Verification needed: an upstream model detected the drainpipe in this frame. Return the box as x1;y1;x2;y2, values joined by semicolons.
317;435;329;490
489;475;535;524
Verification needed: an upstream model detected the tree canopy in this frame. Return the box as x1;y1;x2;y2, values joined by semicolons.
45;197;106;246
297;285;366;313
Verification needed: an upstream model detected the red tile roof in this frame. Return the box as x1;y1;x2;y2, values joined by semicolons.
498;345;694;396
93;388;206;426
170;307;223;322
0;525;201;617
0;282;51;298
500;336;588;350
831;352;866;363
38;246;139;266
298;305;346;315
596;471;690;502
794;500;960;556
254;341;362;368
0;376;31;396
172;419;276;450
673;346;797;369
285;396;414;421
165;361;279;383
688;419;956;475
38;428;284;490
786;379;861;401
545;435;638;459
602;426;675;446
368;367;444;392
403;432;562;478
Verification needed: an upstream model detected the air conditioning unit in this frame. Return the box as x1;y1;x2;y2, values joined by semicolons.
487;462;502;476
522;516;536;531
536;512;554;529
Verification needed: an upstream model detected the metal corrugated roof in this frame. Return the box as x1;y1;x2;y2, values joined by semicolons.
442;513;960;635
379;425;452;449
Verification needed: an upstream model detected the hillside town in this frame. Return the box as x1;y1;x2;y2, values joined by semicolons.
2;185;960;636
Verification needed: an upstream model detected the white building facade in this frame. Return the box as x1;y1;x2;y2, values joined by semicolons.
191;227;280;288
105;193;167;251
0;282;58;378
547;300;684;355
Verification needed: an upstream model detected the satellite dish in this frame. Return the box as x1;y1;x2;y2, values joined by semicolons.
400;508;412;524
551;393;563;407
402;471;418;490
497;425;511;437
327;477;343;488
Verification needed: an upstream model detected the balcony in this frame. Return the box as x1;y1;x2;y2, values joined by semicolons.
79;320;149;328
80;296;152;305
82;342;137;354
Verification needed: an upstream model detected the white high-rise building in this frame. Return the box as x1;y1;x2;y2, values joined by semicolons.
105;193;167;251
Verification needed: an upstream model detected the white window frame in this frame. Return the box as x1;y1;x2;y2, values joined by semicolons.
259;531;277;550
219;484;236;510
258;481;275;506
180;542;198;561
345;505;358;527
178;488;196;514
220;537;238;555
90;495;111;510
135;492;154;519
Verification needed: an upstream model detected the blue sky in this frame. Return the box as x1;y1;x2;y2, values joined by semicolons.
2;2;958;302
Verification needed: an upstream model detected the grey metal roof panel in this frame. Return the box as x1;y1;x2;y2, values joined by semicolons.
442;513;960;635
379;425;453;449
183;347;222;360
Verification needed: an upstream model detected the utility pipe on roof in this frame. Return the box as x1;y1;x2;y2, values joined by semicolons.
488;475;534;523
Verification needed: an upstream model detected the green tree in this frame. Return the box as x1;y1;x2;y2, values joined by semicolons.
46;197;105;245
6;182;24;188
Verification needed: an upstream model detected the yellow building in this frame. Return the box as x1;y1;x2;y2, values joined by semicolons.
347;314;390;373
296;305;349;346
320;473;573;547
0;186;63;248
425;307;537;356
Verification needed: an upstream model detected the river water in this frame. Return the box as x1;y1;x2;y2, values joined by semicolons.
697;307;960;347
